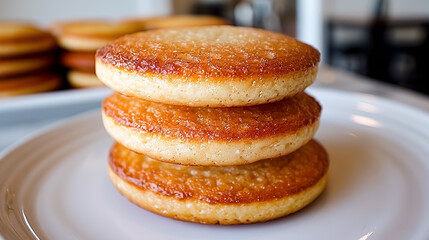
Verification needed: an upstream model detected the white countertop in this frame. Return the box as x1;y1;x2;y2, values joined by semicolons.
1;66;428;153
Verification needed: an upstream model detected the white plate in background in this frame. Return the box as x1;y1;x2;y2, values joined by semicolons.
0;88;428;240
0;87;112;124
0;87;112;151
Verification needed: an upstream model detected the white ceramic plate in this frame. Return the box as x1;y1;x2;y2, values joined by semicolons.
0;88;428;240
0;87;112;151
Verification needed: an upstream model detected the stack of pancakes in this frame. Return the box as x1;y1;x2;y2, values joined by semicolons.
0;22;61;97
96;26;328;225
52;21;140;88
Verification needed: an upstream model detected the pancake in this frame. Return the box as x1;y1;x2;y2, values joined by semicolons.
0;73;61;97
53;21;141;51
67;70;104;88
61;51;95;72
96;26;320;107
108;140;329;224
0;22;56;57
102;92;321;166
0;54;54;77
124;15;229;30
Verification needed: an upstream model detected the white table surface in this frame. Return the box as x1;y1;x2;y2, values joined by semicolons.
0;66;428;153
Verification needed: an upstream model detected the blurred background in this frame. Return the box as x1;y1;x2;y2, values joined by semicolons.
0;0;428;95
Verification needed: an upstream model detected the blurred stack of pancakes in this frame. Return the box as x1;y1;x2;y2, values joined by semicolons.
0;22;60;97
123;14;229;30
52;21;141;88
96;26;328;225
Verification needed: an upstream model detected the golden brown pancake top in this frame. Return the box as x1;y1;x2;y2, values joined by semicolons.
103;92;321;141
96;26;320;82
109;140;329;204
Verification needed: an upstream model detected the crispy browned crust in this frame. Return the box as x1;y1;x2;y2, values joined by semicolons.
109;140;329;204
109;167;328;224
102;92;321;142
96;26;319;82
61;51;95;73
